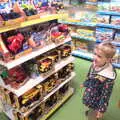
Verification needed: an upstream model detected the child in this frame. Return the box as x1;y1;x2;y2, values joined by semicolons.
80;42;117;120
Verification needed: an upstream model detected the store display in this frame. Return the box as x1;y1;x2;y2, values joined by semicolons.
76;29;95;40
96;27;114;41
37;57;53;73
0;1;75;120
28;104;45;120
97;14;110;24
47;50;60;63
14;84;43;112
1;66;29;89
42;73;60;95
110;2;120;12
114;32;120;42
111;16;120;25
58;63;74;80
59;82;70;96
58;45;71;59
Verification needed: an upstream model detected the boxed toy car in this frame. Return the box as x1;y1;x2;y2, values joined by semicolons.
14;84;43;113
58;45;72;59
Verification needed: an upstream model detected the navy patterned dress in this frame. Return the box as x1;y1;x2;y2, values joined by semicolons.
83;64;116;113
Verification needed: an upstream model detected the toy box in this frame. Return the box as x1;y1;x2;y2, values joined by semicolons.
97;14;110;24
1;66;29;89
58;45;71;59
44;92;58;113
47;50;60;63
58;63;74;81
110;2;120;12
75;40;88;51
42;73;61;95
59;82;70;98
96;27;114;41
14;84;43;113
37;57;54;74
13;103;45;120
111;16;120;25
22;59;39;79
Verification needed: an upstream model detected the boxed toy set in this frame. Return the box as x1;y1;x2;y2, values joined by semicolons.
96;27;114;42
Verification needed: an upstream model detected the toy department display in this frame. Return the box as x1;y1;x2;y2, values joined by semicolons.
96;27;114;41
0;64;74;119
97;2;120;67
0;1;75;120
0;0;65;27
0;22;69;63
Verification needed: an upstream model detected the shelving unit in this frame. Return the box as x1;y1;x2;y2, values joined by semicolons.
3;87;74;120
0;3;75;119
97;10;120;69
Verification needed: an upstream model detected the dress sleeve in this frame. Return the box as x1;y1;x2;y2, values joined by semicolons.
97;79;115;113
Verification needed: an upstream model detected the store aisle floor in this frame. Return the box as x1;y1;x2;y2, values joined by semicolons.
0;57;120;120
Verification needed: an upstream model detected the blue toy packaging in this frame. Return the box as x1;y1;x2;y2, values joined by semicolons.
111;16;120;25
96;27;114;41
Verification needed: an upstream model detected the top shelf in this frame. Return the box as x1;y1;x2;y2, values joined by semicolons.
0;14;68;34
97;11;120;16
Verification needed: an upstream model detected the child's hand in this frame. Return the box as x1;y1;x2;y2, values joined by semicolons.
96;111;103;119
80;84;84;88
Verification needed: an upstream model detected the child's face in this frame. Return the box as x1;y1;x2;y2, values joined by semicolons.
93;48;109;68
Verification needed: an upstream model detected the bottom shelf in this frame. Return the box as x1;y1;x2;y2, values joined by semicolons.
3;88;74;120
72;50;93;61
39;87;74;120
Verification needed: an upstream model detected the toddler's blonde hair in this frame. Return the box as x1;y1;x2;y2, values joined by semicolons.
96;42;116;59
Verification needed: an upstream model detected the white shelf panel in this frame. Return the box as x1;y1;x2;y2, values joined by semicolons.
0;37;71;69
0;56;74;97
3;87;74;120
23;72;75;117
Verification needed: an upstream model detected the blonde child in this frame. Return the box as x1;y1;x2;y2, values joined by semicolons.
81;42;117;120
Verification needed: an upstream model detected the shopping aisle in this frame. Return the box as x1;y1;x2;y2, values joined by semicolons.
0;57;120;120
49;57;120;120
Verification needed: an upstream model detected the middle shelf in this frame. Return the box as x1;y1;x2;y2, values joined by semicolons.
0;56;75;97
0;37;71;70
